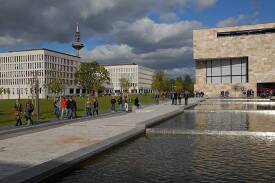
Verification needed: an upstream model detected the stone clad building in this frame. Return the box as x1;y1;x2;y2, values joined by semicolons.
193;23;275;97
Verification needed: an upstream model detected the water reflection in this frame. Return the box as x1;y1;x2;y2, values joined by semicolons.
190;103;275;110
157;111;275;132
53;135;275;183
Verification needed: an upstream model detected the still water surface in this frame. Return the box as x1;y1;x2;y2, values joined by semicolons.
53;101;275;183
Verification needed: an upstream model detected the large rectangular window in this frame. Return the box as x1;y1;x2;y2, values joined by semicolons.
206;57;248;84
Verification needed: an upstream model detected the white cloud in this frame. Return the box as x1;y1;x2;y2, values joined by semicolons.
114;17;201;51
159;12;179;23
217;15;247;27
82;44;135;62
0;35;24;47
194;0;218;10
217;12;259;27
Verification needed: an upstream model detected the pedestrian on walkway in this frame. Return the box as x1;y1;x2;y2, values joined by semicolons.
124;95;129;112
111;96;116;112
14;99;23;126
25;99;34;126
71;96;77;119
171;92;175;105
118;95;123;111
184;91;189;105
93;98;99;116
174;92;178;105
86;97;92;117
60;97;67;119
53;97;61;119
178;92;182;105
134;96;140;109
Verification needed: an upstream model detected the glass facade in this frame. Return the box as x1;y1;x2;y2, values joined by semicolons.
206;57;248;84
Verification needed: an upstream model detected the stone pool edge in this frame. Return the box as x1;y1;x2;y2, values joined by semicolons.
0;100;203;183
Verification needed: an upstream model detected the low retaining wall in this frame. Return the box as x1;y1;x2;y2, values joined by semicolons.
1;99;203;183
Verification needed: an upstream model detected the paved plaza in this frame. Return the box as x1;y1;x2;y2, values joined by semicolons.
0;98;201;182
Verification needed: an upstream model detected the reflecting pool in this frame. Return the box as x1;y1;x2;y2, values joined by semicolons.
53;100;275;183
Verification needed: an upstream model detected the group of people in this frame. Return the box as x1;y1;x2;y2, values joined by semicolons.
171;91;190;105
109;95;142;112
110;95;129;112
14;99;34;126
53;96;77;120
85;97;99;117
220;90;230;98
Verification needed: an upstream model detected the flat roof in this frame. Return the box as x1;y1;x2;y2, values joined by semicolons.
102;63;137;66
194;22;275;31
4;48;80;58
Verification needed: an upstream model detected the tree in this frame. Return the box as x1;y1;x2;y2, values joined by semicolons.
75;61;110;95
175;79;183;92
48;79;65;95
182;75;194;92
6;88;10;100
152;70;167;93
0;87;4;94
120;78;130;93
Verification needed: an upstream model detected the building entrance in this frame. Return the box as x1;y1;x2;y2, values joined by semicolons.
257;83;275;97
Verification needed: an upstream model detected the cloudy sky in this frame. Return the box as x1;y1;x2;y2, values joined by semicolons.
0;0;274;78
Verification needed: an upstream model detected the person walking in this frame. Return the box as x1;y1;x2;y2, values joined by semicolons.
14;100;23;126
53;97;61;119
184;91;189;105
171;92;175;105
124;95;129;112
71;96;77;119
118;95;123;111
25;99;34;126
178;92;182;105
134;96;140;109
111;96;116;112
93;98;99;116
174;92;178;105
60;97;68;119
86;97;92;117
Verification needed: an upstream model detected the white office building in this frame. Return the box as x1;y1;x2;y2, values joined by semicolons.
0;48;80;99
103;64;154;94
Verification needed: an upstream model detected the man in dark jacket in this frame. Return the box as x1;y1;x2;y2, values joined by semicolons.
134;97;140;109
111;96;116;112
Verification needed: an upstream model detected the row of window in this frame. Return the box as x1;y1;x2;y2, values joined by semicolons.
0;87;42;95
0;54;44;63
107;67;138;73
0;71;44;78
0;62;44;71
0;54;77;65
0;62;76;72
206;57;248;84
0;78;43;86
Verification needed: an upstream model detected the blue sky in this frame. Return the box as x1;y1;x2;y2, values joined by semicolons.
0;0;274;78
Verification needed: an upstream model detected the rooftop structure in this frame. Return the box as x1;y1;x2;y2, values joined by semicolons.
72;23;84;57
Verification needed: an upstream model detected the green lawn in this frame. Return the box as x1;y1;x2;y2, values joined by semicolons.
0;94;156;127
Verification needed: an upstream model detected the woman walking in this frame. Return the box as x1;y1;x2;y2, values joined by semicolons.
86;97;92;117
25;99;34;126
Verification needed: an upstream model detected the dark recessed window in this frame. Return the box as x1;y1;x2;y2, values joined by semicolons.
217;28;275;38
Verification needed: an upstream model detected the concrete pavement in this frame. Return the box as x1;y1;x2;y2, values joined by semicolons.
0;98;202;183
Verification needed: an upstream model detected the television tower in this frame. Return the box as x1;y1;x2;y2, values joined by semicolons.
72;23;84;57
